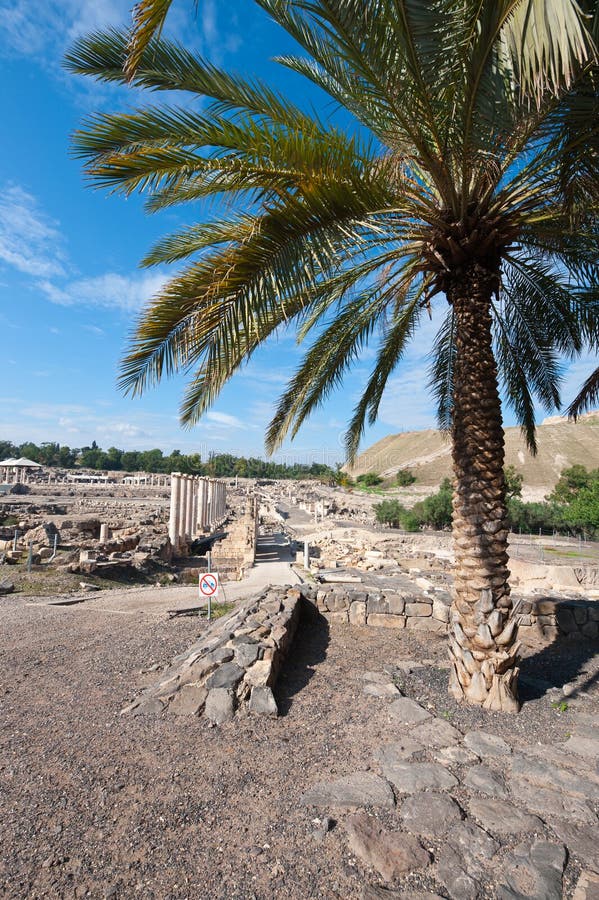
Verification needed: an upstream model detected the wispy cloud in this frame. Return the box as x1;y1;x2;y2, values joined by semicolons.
205;410;245;429
37;270;168;312
0;0;129;61
0;185;66;278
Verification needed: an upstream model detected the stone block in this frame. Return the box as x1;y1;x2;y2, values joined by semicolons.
582;621;599;639
574;606;589;625
328;609;349;624
204;688;235;724
588;604;599;622
244;659;275;688
205;662;244;691
324;592;349;612
386;594;406;614
557;607;578;633
349;601;367;626
249;685;278;717
538;614;557;626
367;594;389;614
234;641;260;668
407;617;446;633
536;599;558;615
432;598;450;623
367;613;405;629
405;601;432;617
168;684;207;716
542;626;560;641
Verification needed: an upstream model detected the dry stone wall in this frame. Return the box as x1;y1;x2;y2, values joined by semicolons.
124;574;599;726
314;582;449;633
518;595;599;642
123;583;305;722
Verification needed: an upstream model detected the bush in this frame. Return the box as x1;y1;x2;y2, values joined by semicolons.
374;499;421;531
396;468;416;486
356;472;383;486
412;477;453;529
374;499;403;527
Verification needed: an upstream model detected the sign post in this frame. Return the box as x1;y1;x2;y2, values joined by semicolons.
199;571;219;621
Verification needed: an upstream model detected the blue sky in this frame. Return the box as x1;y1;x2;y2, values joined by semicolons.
1;1;596;465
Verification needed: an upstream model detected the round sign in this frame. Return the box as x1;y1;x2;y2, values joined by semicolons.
199;573;218;596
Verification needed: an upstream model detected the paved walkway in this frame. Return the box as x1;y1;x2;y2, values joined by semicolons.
302;663;599;898
28;532;300;617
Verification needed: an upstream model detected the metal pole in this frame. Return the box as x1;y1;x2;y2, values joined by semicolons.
48;533;58;563
13;529;19;552
27;541;33;572
304;541;309;569
207;550;212;621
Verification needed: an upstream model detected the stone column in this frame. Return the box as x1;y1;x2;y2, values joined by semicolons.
184;475;194;541
179;475;189;546
191;477;199;539
168;474;182;551
207;479;214;529
196;479;205;531
99;524;109;543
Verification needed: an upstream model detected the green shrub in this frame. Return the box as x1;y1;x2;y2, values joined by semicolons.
356;472;383;486
396;468;416;486
412;477;453;529
374;499;403;527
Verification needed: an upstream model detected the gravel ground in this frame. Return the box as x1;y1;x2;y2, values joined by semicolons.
1;589;598;899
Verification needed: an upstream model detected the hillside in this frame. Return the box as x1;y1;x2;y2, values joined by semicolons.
349;413;599;490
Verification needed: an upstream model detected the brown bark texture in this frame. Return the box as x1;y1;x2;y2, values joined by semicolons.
448;262;520;713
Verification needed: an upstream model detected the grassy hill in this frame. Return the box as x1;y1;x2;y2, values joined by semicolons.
349;413;599;489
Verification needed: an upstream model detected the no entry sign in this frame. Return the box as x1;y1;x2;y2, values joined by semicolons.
199;572;219;598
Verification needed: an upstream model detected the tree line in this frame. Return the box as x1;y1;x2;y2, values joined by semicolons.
374;466;599;539
0;440;337;481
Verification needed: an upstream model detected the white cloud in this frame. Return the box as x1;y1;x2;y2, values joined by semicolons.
205;410;244;428
0;0;129;60
0;185;66;278
37;270;168;312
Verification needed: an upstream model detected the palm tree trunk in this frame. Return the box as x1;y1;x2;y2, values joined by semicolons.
448;262;520;713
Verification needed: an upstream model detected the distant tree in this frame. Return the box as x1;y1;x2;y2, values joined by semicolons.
549;464;597;504
0;441;17;461
413;478;453;529
504;466;523;500
374;499;403;528
563;478;599;535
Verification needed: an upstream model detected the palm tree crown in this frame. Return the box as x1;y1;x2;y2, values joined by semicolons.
66;0;599;711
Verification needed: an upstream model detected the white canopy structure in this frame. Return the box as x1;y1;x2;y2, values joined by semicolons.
0;457;42;483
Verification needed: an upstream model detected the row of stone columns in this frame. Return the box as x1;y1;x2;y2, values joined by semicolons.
168;474;227;551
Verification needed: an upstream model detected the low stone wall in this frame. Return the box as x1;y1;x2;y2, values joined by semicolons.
124;577;599;726
519;595;599;642
314;582;449;633
123;583;305;722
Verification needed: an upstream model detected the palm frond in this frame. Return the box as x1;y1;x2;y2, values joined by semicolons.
126;0;174;79
567;365;599;418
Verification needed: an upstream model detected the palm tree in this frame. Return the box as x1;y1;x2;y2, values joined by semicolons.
66;1;599;712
